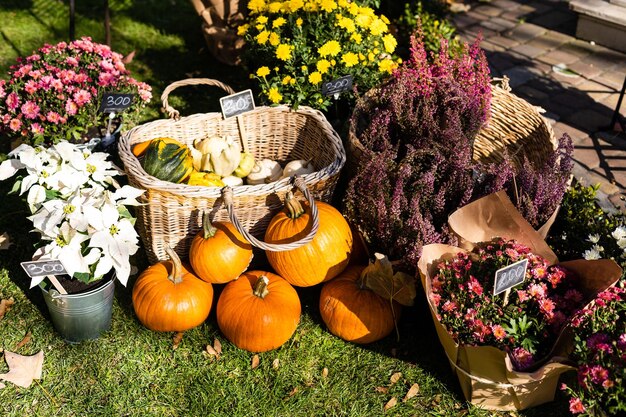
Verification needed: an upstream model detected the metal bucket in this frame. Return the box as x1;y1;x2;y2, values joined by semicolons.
41;276;115;343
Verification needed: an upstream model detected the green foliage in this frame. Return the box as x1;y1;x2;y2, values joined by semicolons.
395;1;460;57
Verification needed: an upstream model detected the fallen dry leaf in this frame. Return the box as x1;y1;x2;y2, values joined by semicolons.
390;372;402;385
272;358;280;369
251;354;260;369
375;386;389;393
0;233;12;250
14;332;32;350
206;344;219;360
403;383;420;402
384;397;397;412
172;332;184;350
213;338;222;355
322;367;329;378
288;387;298;397
0;350;44;388
122;50;136;64
0;298;15;321
0;382;5;389
362;253;416;306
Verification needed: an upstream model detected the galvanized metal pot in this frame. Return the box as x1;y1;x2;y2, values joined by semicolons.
41;276;115;343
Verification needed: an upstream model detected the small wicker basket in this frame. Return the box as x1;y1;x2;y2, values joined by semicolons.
118;78;346;264
347;80;557;176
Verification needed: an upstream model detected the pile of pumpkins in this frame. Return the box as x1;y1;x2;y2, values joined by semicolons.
131;191;400;352
132;136;316;187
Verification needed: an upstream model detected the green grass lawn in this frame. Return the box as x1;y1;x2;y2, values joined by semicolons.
0;1;575;416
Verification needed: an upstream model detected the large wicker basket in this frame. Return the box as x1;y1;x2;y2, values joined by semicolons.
118;79;346;264
347;81;557;175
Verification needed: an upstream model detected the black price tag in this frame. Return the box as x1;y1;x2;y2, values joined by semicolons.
322;75;353;97
493;258;528;296
21;260;67;278
220;89;255;119
99;93;135;113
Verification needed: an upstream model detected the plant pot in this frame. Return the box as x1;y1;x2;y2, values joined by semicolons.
40;275;115;343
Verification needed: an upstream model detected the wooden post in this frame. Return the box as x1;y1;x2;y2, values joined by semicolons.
69;0;76;41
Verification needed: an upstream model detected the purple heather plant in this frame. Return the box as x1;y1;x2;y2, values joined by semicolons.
344;32;573;273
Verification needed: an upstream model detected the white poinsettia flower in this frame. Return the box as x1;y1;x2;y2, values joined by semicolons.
112;185;145;206
35;222;92;279
0;158;26;181
29;200;66;238
83;152;119;184
26;184;48;213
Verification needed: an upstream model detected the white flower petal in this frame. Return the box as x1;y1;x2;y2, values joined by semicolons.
0;159;25;181
27;185;47;212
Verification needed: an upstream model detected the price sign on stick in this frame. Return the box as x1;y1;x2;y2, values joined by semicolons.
99;93;135;113
21;260;68;295
322;75;353;97
220;89;255;119
493;258;528;296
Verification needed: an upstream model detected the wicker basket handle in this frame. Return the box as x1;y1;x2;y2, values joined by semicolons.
161;78;236;120
222;176;320;252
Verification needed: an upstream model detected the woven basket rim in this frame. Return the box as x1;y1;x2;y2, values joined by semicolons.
118;104;346;198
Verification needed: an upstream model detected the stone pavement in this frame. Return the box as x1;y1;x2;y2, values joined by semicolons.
452;0;626;211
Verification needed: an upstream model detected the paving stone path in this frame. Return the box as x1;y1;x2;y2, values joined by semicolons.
453;0;626;211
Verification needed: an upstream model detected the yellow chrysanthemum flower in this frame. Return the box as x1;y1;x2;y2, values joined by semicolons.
318;40;341;57
256;66;271;77
269;32;280;46
268;1;283;13
256;31;270;45
368;52;375;62
308;71;322;85
355;14;371;28
369;18;387;36
287;0;304;12
381;15;390;24
378;59;397;74
358;52;365;61
330;59;336;66
350;33;362;44
319;0;337;13
237;24;250;36
296;17;303;26
267;87;282;104
282;75;292;85
359;6;375;17
348;3;359;15
338;0;349;7
316;59;331;74
256;16;268;25
301;65;308;72
273;17;286;28
276;44;294;61
383;34;397;54
341;52;359;67
248;0;267;13
337;16;356;33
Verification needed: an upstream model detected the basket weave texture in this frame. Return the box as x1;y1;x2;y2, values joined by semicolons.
118;79;345;264
347;83;557;175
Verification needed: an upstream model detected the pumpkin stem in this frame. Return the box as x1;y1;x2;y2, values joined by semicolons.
253;275;270;299
285;191;305;219
201;211;218;239
165;246;184;285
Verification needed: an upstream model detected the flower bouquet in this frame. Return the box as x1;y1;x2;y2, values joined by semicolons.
0;37;152;148
561;286;626;416
239;0;399;110
417;191;622;411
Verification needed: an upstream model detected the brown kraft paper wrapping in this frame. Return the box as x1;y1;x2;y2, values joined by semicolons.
417;192;622;411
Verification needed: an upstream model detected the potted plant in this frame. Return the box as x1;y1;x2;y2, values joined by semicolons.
239;0;399;112
0;37;152;150
561;286;626;416
0;141;144;342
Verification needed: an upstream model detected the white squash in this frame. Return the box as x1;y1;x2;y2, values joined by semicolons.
280;159;315;179
246;159;283;185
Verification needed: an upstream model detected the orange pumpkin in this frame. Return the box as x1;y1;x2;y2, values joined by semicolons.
264;192;352;287
217;270;301;352
189;211;253;284
319;265;398;344
132;247;214;332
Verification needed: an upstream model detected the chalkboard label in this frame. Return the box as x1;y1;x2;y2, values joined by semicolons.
21;260;67;278
220;89;255;119
322;75;353;97
99;93;135;113
493;258;528;296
